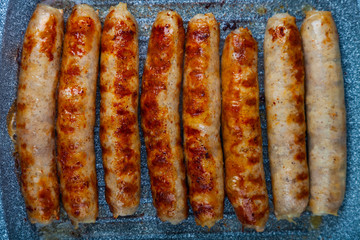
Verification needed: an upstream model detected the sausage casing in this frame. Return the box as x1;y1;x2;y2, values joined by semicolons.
264;13;309;220
140;10;188;224
56;4;101;226
222;28;269;232
100;3;141;218
183;13;224;228
301;11;347;216
16;4;63;224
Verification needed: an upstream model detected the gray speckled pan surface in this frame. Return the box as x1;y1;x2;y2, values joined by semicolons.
0;0;359;239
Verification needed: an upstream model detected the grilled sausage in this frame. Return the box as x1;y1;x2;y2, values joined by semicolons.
264;13;309;220
222;28;269;232
100;3;141;218
301;11;347;216
183;13;224;228
16;4;63;224
140;10;188;224
56;4;101;227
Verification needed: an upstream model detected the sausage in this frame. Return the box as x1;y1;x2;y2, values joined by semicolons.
56;4;101;227
301;11;347;216
140;10;188;224
100;3;141;218
16;4;63;224
264;13;309;220
183;13;224;228
222;28;269;232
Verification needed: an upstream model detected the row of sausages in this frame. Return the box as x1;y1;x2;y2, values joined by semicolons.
16;2;346;232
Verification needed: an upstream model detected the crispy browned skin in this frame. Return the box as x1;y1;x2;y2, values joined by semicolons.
140;10;188;224
183;13;224;228
222;28;269;232
56;4;101;227
264;13;309;220
301;11;347;216
16;4;63;224
100;3;141;218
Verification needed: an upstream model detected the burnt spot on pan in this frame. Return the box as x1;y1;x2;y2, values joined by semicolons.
222;20;237;31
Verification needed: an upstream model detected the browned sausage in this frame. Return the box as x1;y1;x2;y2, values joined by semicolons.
140;10;188;224
100;2;141;218
222;27;269;232
264;13;309;221
16;4;63;224
56;4;101;227
301;11;347;216
183;13;224;228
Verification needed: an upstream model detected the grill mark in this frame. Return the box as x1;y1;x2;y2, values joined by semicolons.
295;151;306;162
294;133;305;145
241;73;257;88
39;15;58;61
19;147;35;168
243;117;259;130
245;97;257;106
140;15;184;216
118;181;137;195
268;26;286;41
58;139;95;217
67;14;95;57
35;177;58;221
184;21;210;118
17;103;26;112
152;176;175;209
248;175;263;185
287;112;305;124
248;136;260;146
184;87;207;116
152;151;170;168
22;35;36;58
186;131;215;194
234;194;267;225
247;155;261;165
192;202;215;219
232;32;256;65
100;12;140;213
184;126;201;136
113;111;136;137
296;172;308;181
58;60;85;135
223;29;269;229
190;27;210;42
296;187;309;200
56;7;100;222
102;18;137;101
